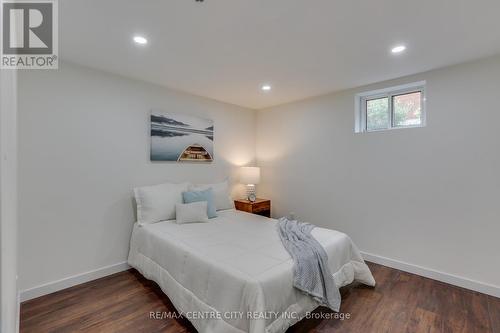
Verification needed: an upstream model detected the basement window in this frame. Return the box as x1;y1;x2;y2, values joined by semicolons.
354;81;426;133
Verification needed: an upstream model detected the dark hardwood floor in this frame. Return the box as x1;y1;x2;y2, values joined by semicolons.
20;262;500;333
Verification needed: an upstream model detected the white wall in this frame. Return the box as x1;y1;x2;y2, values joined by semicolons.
18;62;256;294
0;68;19;332
256;55;500;292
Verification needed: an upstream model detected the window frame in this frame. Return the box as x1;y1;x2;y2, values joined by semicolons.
354;81;426;133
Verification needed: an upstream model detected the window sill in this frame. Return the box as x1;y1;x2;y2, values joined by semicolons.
354;124;426;134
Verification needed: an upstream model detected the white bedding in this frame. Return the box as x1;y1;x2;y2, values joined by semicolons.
128;209;375;333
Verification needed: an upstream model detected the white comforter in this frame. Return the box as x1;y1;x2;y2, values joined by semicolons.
128;209;375;333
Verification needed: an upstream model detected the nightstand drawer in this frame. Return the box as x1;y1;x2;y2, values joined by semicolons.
252;202;270;213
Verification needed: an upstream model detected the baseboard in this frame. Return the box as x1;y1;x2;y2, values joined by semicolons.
361;251;500;298
20;262;130;302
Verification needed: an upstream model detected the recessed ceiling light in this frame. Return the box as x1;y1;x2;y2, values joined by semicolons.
391;45;406;54
133;36;148;45
261;84;272;91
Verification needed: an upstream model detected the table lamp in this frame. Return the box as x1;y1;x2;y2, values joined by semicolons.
240;167;260;202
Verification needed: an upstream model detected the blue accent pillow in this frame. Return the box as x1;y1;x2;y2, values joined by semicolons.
182;188;217;219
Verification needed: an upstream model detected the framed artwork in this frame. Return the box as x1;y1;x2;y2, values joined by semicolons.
150;111;214;162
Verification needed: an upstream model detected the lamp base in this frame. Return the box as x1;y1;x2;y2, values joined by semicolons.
246;184;256;202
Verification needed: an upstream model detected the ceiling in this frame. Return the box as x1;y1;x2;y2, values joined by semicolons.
60;0;500;109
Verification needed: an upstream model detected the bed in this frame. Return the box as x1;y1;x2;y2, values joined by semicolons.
128;209;375;333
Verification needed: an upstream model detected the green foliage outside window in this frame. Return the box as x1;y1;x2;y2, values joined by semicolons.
366;97;389;131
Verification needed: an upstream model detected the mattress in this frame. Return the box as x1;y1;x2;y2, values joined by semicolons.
128;209;375;333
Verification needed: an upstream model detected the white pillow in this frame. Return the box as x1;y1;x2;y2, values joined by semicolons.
175;201;209;224
190;180;234;211
134;182;190;225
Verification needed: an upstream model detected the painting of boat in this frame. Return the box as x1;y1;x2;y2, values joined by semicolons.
178;144;213;162
150;111;214;162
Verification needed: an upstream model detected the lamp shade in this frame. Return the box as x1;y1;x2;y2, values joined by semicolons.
240;167;260;185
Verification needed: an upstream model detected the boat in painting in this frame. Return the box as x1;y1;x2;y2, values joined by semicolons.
178;144;213;162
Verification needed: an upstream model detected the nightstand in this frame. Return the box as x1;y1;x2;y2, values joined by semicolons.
234;199;271;218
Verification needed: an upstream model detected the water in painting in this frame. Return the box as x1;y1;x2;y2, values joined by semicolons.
150;111;214;162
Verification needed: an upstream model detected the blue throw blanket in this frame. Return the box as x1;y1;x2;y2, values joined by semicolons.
277;217;341;311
